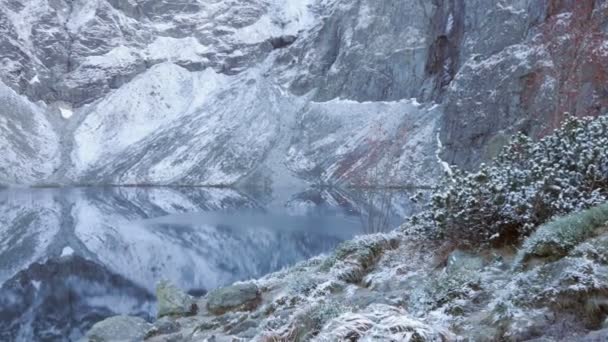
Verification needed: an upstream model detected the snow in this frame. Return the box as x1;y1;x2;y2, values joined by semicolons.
71;64;291;185
3;0;50;50
496;2;526;15
146;37;210;62
234;0;317;43
83;46;139;68
57;103;73;119
73;63;229;171
467;44;536;71
31;280;41;291
446;13;454;33
0;0;441;188
234;15;280;44
0;82;60;184
286;98;440;186
67;0;101;33
435;132;453;176
60;246;74;257
28;75;40;84
356;3;373;30
599;40;608;56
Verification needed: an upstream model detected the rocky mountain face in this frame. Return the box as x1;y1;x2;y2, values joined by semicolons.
0;0;607;186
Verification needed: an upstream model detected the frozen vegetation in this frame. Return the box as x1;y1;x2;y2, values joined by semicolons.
87;115;608;341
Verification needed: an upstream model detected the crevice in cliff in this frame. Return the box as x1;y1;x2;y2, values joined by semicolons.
269;35;298;49
41;0;76;105
63;0;75;74
424;0;464;100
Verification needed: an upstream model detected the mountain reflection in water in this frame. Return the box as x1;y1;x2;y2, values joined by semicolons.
0;186;420;341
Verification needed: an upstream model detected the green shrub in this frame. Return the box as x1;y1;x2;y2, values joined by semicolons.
422;115;608;245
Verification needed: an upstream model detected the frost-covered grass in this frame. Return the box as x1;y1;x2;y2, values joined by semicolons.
415;115;608;245
319;233;400;284
313;304;452;342
519;202;608;262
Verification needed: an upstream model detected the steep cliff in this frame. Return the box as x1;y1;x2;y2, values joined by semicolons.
0;0;606;186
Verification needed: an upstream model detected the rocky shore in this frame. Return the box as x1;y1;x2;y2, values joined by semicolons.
85;202;608;342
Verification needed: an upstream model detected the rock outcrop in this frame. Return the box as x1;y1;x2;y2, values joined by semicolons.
86;315;152;342
205;282;261;315
156;281;198;318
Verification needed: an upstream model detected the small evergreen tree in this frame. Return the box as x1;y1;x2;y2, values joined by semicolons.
417;114;608;245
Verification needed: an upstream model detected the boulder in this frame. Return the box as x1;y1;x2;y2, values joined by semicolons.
156;280;198;318
206;282;261;315
85;315;152;342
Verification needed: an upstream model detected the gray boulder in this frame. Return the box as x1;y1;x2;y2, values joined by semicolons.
85;315;152;342
156;280;198;318
206;282;261;315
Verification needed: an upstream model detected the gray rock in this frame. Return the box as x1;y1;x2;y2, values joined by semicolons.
206;282;261;315
146;316;181;338
228;318;259;335
442;0;608;170
156;280;198;318
85;315;152;342
283;0;439;102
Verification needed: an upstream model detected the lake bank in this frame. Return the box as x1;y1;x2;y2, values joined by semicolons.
87;204;608;341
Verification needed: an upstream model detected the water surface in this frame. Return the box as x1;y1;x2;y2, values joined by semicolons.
0;186;418;341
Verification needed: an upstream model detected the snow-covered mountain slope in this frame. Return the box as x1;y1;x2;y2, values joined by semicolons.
0;0;606;186
0;82;60;184
71;64;286;185
286;99;441;186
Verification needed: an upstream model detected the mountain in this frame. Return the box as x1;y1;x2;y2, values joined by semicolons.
0;0;606;186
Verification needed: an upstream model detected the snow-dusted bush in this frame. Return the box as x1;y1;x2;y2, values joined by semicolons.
429;115;608;245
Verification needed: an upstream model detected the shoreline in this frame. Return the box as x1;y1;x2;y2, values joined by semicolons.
85;205;608;341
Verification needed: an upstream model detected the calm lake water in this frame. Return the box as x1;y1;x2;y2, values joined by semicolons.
0;186;419;341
